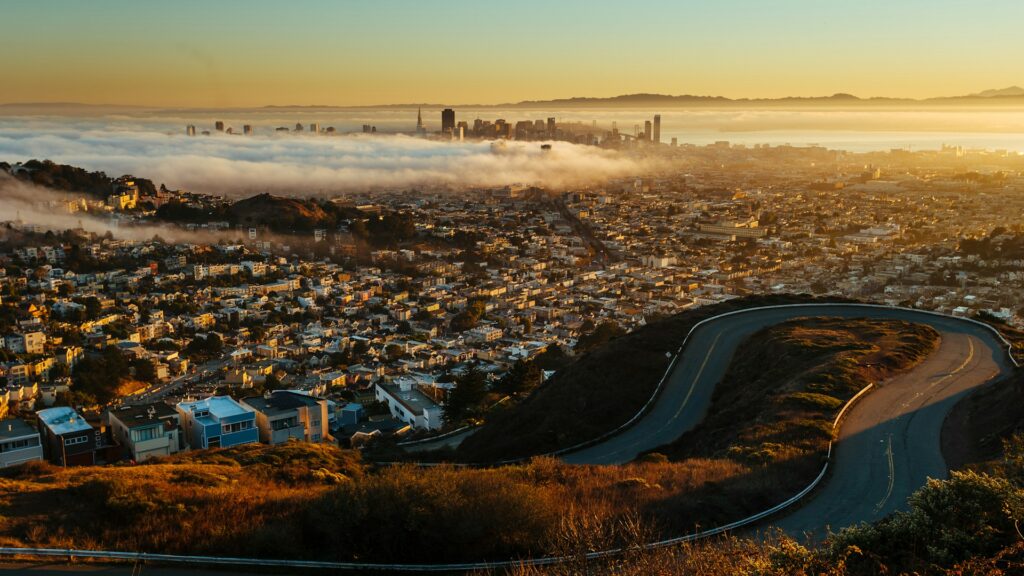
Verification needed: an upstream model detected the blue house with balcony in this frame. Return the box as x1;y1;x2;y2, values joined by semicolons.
175;396;258;450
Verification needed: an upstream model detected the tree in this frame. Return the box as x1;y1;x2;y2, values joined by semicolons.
533;345;570;371
184;333;223;359
72;347;130;405
384;344;405;363
445;367;487;424
133;358;157;383
497;359;542;395
351;340;369;356
575;321;626;353
450;298;487;333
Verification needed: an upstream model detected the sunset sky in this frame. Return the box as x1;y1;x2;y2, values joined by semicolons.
1;0;1019;107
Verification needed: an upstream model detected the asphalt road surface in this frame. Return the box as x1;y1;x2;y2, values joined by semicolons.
559;304;1014;535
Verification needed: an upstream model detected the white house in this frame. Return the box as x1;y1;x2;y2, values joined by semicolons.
374;381;444;431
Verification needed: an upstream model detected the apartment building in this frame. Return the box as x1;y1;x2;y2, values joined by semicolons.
107;402;183;462
36;406;107;466
241;390;329;444
0;418;43;468
176;396;258;450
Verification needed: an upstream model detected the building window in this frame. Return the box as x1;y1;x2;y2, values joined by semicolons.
63;435;88;446
1;437;40;452
131;426;160;443
222;420;253;434
271;417;298;431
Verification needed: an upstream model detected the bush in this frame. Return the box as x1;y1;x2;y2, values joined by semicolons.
830;470;1023;574
304;465;562;562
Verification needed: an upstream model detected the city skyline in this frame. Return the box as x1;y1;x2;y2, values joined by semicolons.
1;0;1021;108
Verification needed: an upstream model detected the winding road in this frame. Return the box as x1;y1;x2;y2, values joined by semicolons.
560;304;1014;535
421;304;1014;535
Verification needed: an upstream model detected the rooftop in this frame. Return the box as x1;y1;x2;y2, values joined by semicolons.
36;406;93;436
378;383;440;416
242;390;320;416
109;402;177;428
0;418;39;441
177;396;253;420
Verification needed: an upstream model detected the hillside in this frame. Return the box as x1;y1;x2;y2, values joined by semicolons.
457;294;855;462
2;159;157;200
153;192;367;235
226;193;341;231
943;368;1024;470
659;317;938;464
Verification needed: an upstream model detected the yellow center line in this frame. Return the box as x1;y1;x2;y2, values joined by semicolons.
876;337;975;513
592;330;724;462
667;331;723;424
874;434;895;514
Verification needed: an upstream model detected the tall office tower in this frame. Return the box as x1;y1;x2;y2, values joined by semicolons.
214;121;225;132
441;108;455;134
653;114;661;144
644;120;652;142
243;125;254;135
417;107;424;130
362;124;372;133
458;125;465;141
671;137;678;146
294;123;304;132
186;125;196;136
473;118;483;135
309;123;320;134
547;117;556;138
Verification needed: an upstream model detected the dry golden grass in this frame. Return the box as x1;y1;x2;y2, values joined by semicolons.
0;319;942;564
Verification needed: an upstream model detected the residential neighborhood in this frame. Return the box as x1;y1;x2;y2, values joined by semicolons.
1;142;1024;467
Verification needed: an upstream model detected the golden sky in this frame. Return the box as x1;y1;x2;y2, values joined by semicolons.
1;0;1019;107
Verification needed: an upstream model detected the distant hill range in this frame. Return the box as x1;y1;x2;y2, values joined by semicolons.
263;87;1024;109
969;86;1024;98
501;87;1024;108
3;87;1024;111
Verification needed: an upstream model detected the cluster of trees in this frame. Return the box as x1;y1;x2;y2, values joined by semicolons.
349;212;417;246
574;320;626;353
450;297;488;332
444;360;543;425
155;200;230;223
958;226;1024;260
444;367;487;423
10;159;158;200
183;333;223;360
68;347;130;405
496;359;543;395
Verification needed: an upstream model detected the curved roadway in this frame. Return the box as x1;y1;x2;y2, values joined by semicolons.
558;305;1015;535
